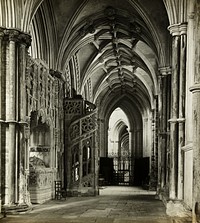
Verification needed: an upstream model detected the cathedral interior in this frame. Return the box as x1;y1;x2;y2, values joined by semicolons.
0;0;200;222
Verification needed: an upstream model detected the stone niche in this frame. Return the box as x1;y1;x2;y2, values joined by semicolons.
29;113;53;203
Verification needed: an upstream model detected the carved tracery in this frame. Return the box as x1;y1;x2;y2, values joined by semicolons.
64;96;98;196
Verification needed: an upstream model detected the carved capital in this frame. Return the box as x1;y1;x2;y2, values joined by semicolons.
168;23;187;36
159;66;172;76
1;28;31;45
179;23;187;35
168;24;180;36
18;33;32;47
0;27;5;39
6;29;20;42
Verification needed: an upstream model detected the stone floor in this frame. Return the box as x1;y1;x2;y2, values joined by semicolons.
0;186;192;223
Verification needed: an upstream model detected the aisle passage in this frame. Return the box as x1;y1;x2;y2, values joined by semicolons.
1;187;191;223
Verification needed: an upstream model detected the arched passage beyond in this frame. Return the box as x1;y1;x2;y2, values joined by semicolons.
98;89;153;187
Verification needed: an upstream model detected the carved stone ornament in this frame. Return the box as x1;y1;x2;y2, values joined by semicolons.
64;100;83;115
79;20;95;37
18;33;32;46
104;6;116;20
0;27;4;38
130;22;141;34
1;27;32;45
7;29;20;42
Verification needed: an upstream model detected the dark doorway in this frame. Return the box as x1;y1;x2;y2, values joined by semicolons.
134;157;149;187
99;157;114;185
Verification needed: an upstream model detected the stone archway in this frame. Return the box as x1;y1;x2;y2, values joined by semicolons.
97;91;154;188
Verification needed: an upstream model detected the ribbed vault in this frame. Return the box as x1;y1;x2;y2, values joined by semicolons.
60;6;162;107
0;0;170;189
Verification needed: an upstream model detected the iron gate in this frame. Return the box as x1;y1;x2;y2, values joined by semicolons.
112;156;134;186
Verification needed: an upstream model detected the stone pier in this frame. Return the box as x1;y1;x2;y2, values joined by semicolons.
0;28;31;206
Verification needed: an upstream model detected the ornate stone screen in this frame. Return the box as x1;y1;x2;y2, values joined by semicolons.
64;98;98;196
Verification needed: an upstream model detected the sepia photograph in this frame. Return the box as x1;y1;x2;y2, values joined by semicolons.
0;0;199;222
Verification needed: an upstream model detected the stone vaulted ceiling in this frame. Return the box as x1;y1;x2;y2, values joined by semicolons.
29;0;170;114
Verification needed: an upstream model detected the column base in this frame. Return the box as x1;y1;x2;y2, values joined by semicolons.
158;189;192;218
159;192;192;217
166;200;191;217
2;204;32;216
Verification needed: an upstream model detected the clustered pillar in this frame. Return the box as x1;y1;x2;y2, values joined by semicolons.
0;27;31;206
0;28;4;213
168;23;187;200
158;67;171;192
190;1;200;221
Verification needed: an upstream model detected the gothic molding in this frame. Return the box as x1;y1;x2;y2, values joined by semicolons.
78;19;95;37
0;27;4;39
190;84;200;93
159;66;172;76
0;27;31;46
168;23;187;36
49;69;62;79
168;118;178;123
7;29;20;42
181;143;193;152
177;118;185;123
104;6;117;20
18;33;32;47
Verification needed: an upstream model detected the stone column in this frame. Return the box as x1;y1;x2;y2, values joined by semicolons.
98;118;106;157
161;75;167;189
5;30;19;205
190;85;200;222
154;97;159;189
0;27;5;214
79;140;83;194
177;23;187;200
18;33;31;205
65;122;72;193
128;129;134;183
190;2;200;221
150;113;156;189
158;67;171;190
157;75;163;191
166;74;171;191
168;24;180;200
18;34;31;122
167;23;187;201
142;118;148;157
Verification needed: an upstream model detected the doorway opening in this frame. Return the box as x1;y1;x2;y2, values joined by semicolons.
99;106;150;190
99;107;134;186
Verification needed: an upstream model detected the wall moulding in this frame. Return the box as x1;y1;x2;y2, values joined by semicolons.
0;26;31;46
181;143;193;152
190;84;200;93
168;22;188;36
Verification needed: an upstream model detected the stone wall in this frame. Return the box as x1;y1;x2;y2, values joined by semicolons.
0;27;64;208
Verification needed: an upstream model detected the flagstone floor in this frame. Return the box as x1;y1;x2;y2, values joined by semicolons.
0;186;192;223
